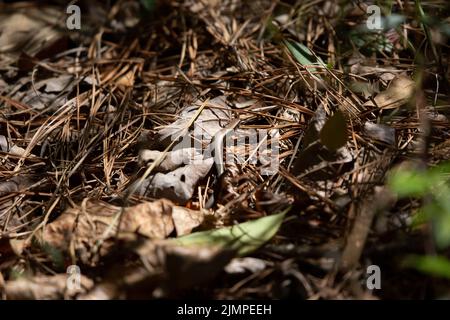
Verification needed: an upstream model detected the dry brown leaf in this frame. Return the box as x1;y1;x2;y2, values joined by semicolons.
41;199;173;264
9;239;26;256
116;70;135;88
4;274;94;300
41;199;204;265
364;75;415;109
172;206;204;236
0;8;62;67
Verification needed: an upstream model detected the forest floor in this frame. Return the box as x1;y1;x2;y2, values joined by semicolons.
1;0;450;299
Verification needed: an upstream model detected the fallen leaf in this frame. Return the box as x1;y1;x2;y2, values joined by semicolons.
9;239;26;256
0;135;27;157
139;148;200;171
116;70;135;88
43;75;74;93
364;75;415;109
172;206;205;236
284;40;326;72
41;198;204;265
364;122;396;145
42;199;174;265
0;8;63;61
132;158;214;205
319;110;348;151
4;274;94;300
171;209;287;256
119;200;175;239
158;96;231;145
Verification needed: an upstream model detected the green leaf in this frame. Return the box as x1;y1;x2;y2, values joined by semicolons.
428;188;450;248
140;0;156;11
319;110;348;151
388;163;450;197
388;169;432;197
404;255;450;280
284;40;325;72
389;163;450;249
171;209;288;256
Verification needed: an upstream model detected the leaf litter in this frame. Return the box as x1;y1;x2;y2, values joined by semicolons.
0;0;450;300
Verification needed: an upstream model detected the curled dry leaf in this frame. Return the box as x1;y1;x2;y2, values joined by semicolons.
4;274;94;300
0;135;27;157
116;70;135;88
132;158;214;205
172;206;204;236
158;96;231;145
363;75;415;109
41;199;204;265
